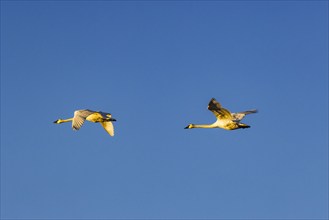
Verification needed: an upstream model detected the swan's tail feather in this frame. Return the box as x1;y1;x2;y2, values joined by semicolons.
238;123;250;129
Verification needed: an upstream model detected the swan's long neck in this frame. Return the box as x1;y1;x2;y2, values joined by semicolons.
192;123;217;129
54;118;73;124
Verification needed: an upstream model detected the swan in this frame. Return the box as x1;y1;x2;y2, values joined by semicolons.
184;98;257;130
54;109;116;136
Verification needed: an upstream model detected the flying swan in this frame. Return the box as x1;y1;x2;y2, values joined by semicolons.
185;98;257;130
54;109;116;136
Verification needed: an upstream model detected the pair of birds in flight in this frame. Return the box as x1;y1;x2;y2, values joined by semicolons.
53;98;258;136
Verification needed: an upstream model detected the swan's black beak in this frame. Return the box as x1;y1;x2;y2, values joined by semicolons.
53;120;58;123
110;118;117;122
184;125;189;129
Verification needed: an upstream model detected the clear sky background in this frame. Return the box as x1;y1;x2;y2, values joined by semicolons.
1;1;328;219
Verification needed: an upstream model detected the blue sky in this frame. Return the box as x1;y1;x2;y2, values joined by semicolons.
1;1;328;219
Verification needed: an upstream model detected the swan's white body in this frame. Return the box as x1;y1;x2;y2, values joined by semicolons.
54;109;116;136
185;98;257;130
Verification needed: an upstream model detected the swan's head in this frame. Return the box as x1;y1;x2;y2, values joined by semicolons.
53;119;62;124
184;124;194;129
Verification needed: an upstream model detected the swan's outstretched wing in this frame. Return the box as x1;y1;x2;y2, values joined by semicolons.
207;98;232;120
100;121;114;136
72;109;95;130
232;109;258;121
